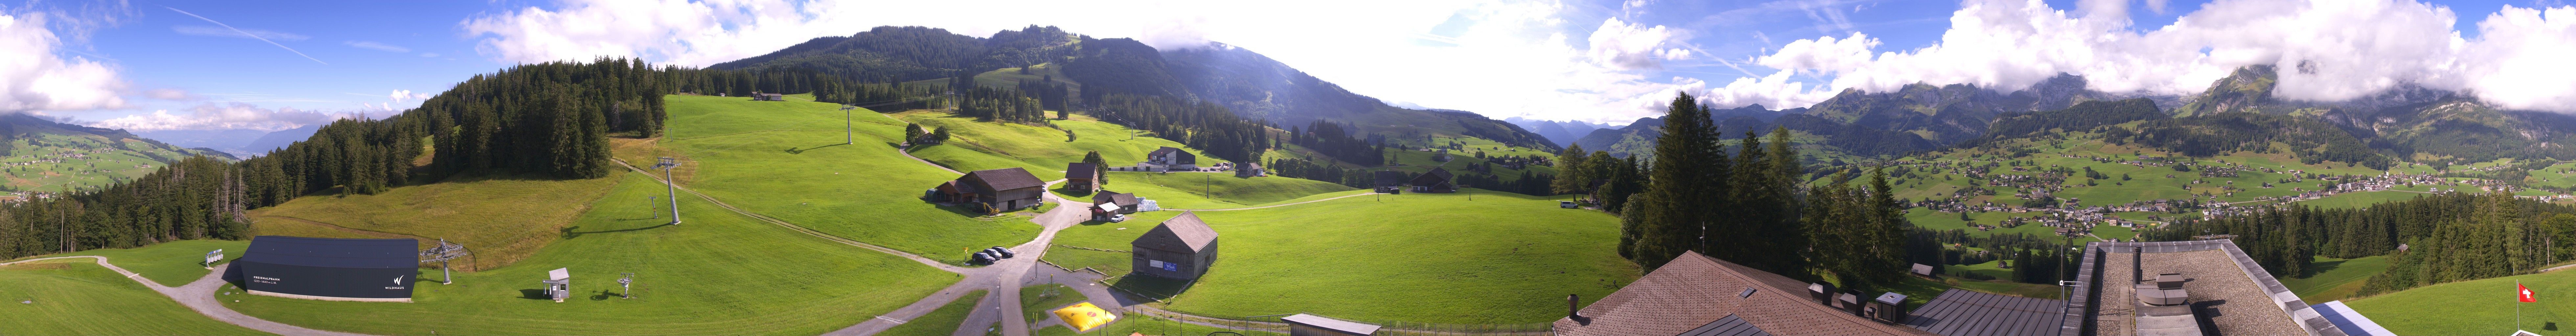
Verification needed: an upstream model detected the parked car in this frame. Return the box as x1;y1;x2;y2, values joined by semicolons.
987;247;1014;259
971;252;994;264
991;246;1017;257
1108;214;1129;222
1560;200;1578;208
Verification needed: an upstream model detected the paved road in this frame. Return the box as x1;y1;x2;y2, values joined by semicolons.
1;256;376;336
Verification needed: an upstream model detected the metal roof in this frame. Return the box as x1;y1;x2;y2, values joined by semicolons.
1676;314;1774;336
1902;289;2066;336
239;236;419;269
1281;313;1382;335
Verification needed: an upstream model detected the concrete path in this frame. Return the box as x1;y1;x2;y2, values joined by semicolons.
0;256;377;336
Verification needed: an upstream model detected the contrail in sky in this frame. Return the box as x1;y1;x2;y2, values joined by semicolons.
164;6;327;65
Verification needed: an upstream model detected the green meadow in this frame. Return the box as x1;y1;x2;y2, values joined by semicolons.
0;259;270;336
1046;189;1635;324
37;239;249;286
1055;171;1357;210
2282;256;2389;303
2347;270;2575;336
881;290;988;336
659;94;1039;262
247;173;623;270
222;172;959;335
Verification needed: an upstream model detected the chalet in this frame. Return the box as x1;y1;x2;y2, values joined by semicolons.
752;92;786;101
1234;161;1265;178
1132;211;1219;280
1091;191;1140;221
932;167;1047;213
1555;251;1933;336
1433;149;1452;162
1372;170;1409;194
1066;162;1102;193
1410;167;1457;193
1148;147;1198;170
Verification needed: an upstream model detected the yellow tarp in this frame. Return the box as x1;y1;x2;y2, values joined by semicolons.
1052;302;1117;332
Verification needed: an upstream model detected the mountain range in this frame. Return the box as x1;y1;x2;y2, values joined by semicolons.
709;25;1558;151
1545;66;2573;167
133;124;318;158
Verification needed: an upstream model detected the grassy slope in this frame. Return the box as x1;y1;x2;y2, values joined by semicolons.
1022;284;1088;328
0;260;271;336
2281;256;2390;303
2346;270;2573;336
2295;191;2429;209
222;172;958;335
660;94;1039;262
1046;189;1635;324
1054;172;1357;210
247;174;621;270
0;128;228;194
881;290;988;336
30;240;249;286
894;111;1224;182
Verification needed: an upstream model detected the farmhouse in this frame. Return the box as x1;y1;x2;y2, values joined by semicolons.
1410;167;1457;193
1131;211;1218;280
1372;170;1408;194
1091;191;1139;221
1234;161;1265;177
1066;162;1102;193
233;236;420;302
932;167;1047;213
1148;147;1198;170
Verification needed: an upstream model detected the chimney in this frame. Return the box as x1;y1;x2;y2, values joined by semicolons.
1836;291;1866;317
1567;294;1579;320
1808;283;1836;305
1867;292;1911;323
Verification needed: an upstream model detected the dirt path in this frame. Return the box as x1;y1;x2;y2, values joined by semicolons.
0;256;379;336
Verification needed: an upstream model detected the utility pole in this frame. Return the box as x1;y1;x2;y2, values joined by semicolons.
654;158;682;225
839;104;857;145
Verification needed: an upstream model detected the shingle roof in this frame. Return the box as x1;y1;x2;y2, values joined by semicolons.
1902;289;2065;336
240;236;420;269
1067;162;1099;179
1133;211;1218;253
1554;251;1935;336
963;167;1046;192
1094;191;1138;207
1281;314;1381;335
1678;315;1775;336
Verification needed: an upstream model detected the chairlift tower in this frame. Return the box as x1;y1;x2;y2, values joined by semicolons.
418;238;470;284
653;157;682;225
839;104;857;145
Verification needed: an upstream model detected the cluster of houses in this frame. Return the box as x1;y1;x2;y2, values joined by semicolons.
1368;168;1457;194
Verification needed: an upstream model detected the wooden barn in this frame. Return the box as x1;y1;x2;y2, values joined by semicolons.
1132;211;1219;280
1148;146;1198;170
1234;161;1265;177
1410;167;1457;193
1091;191;1140;220
932;167;1047;213
1066;162;1102;193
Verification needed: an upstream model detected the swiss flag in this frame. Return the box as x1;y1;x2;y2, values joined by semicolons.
2521;283;2538;303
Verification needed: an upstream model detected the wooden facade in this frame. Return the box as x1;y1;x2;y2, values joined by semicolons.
1066;162;1102;193
935;168;1047;213
1132;211;1219;280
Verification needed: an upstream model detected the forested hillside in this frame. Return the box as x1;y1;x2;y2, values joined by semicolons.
0;58;683;260
710;25;1555;152
0;114;234;194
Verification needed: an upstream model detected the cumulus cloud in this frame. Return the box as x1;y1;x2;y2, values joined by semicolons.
344;40;409;52
1;10;129;113
84;102;357;132
145;88;191;100
1725;0;2576;112
1586;17;1691;70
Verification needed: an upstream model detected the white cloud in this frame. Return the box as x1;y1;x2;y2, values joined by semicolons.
172;25;308;41
84;102;358;132
1586;17;1691;70
145;88;191;100
1729;0;2576;112
0;11;129;113
1705;70;1835;110
344;40;410;52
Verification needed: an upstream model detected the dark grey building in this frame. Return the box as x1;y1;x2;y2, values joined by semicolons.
1131;211;1218;280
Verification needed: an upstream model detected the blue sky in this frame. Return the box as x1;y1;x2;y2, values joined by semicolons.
5;0;2572;131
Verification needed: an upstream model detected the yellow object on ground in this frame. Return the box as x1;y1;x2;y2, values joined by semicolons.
1052;302;1117;332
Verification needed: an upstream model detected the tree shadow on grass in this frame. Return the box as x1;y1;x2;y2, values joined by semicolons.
2295;259;2348;279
